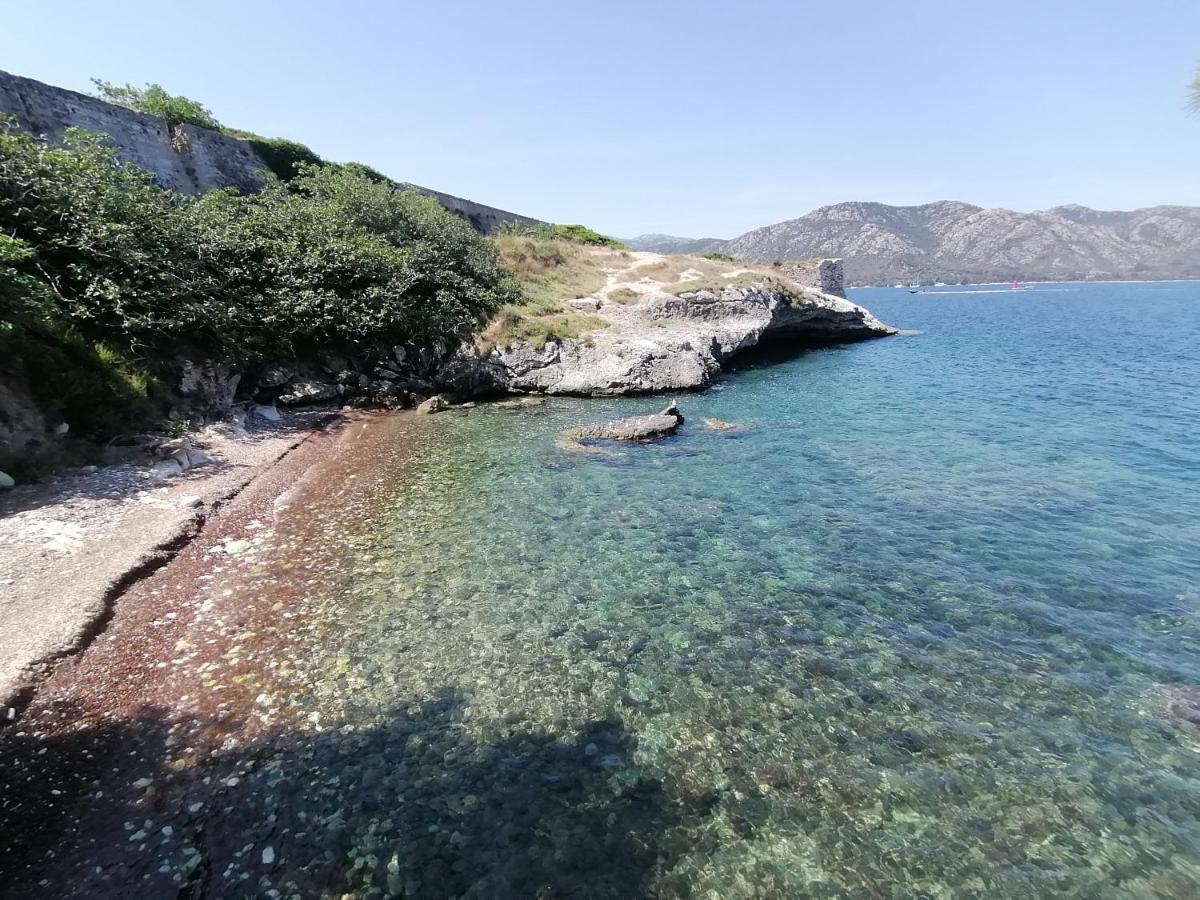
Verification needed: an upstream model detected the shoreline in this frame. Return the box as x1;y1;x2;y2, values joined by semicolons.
0;408;426;890
850;277;1200;289
0;410;350;714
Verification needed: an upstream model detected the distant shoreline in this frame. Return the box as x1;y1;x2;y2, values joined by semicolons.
851;278;1200;289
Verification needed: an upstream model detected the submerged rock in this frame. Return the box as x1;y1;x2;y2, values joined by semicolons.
703;419;742;432
561;403;683;443
0;471;13;489
496;396;547;410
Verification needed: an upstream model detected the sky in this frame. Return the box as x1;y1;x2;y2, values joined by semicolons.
3;0;1199;237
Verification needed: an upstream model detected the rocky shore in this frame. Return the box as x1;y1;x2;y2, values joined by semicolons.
0;411;337;711
438;252;894;397
0;252;894;712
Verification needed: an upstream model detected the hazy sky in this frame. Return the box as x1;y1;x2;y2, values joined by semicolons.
4;0;1199;237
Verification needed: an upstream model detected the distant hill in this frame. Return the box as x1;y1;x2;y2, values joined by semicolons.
648;202;1200;284
622;233;727;255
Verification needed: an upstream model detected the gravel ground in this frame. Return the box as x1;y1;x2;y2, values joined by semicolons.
0;411;337;711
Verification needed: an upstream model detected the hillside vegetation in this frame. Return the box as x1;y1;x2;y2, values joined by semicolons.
0;117;519;469
477;228;628;352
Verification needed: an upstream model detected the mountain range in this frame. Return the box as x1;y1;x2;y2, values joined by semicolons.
624;202;1200;284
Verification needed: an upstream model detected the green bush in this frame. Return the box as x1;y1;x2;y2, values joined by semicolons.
0;118;519;435
704;252;735;263
90;79;221;130
223;129;323;182
498;221;625;249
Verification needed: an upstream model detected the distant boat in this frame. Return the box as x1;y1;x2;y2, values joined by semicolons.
1011;281;1019;290
934;282;946;287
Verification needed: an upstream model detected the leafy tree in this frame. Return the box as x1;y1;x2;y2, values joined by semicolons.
90;79;222;130
1190;67;1200;114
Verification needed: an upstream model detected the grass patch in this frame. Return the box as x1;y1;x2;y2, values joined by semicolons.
616;259;685;283
484;235;620;350
479;312;608;353
616;256;741;285
665;272;802;296
608;287;640;305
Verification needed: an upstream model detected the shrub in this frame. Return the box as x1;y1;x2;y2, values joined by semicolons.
223;129;323;182
704;252;735;263
0;118;520;440
498;220;625;249
91;79;221;130
544;224;625;248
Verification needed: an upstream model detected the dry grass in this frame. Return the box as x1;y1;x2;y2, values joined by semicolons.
479;312;608;354
664;271;801;296
616;255;748;286
607;287;641;305
615;259;686;283
492;234;614;307
482;235;620;350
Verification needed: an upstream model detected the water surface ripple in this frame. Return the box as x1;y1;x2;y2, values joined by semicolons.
303;282;1200;896
13;282;1200;898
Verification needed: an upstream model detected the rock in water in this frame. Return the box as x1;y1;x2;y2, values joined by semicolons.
704;418;742;432
0;471;14;489
562;403;683;442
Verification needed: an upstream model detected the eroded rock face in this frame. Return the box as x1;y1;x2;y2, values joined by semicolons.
561;403;684;443
439;282;893;398
177;360;242;410
277;381;340;406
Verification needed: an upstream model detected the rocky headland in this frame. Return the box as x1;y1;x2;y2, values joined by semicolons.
438;249;894;398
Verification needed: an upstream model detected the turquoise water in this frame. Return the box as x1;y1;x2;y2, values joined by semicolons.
15;281;1200;897
294;281;1200;897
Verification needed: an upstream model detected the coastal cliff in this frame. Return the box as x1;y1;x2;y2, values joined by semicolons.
438;250;893;397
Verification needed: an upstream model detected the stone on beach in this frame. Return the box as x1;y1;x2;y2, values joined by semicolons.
415;395;451;415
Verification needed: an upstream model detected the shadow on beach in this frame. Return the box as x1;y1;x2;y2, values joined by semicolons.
0;689;710;898
0;412;335;519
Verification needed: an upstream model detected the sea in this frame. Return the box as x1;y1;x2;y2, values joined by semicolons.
13;280;1200;897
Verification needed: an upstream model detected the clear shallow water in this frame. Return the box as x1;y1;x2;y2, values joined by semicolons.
289;281;1200;897
17;282;1200;897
